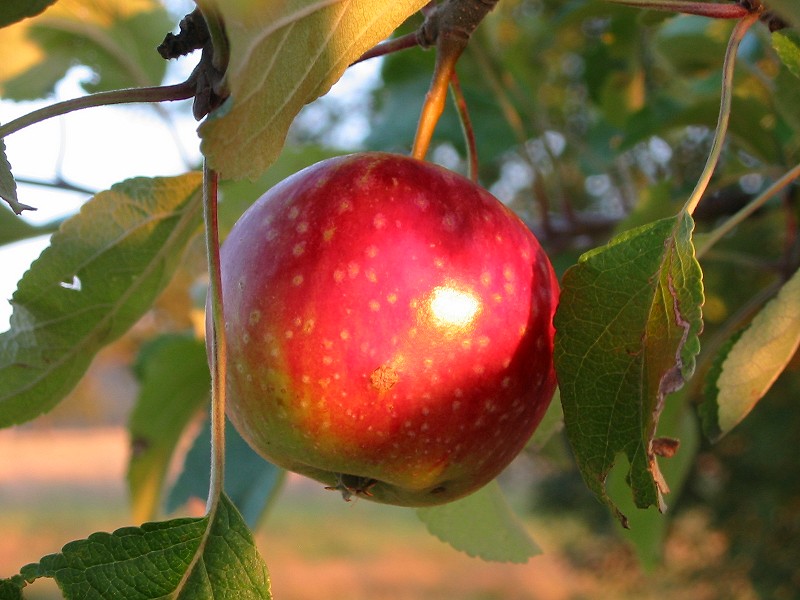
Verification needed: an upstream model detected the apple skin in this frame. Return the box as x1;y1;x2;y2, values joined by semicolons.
215;152;559;507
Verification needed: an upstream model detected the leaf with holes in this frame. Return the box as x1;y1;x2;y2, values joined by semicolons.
199;0;429;180
553;214;703;526
0;174;203;428
701;267;800;440
11;494;271;599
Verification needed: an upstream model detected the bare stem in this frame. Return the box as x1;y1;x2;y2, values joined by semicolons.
696;161;800;258
682;12;759;216
203;161;227;513
605;0;749;18
0;80;196;140
351;32;420;66
449;72;479;182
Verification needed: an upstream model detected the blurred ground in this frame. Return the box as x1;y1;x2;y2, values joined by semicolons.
0;427;759;600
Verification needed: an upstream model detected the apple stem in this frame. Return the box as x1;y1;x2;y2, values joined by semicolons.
682;11;760;217
410;0;500;161
449;72;479;182
604;0;749;19
203;161;228;513
412;39;463;160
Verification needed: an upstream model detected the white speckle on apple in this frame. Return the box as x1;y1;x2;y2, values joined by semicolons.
339;329;350;340
365;268;378;282
288;206;300;220
369;300;380;312
338;199;353;213
373;213;387;229
365;245;378;258
452;400;461;411
248;310;261;325
292;274;304;286
480;272;492;286
442;213;457;231
322;356;333;365
285;330;294;339
292;242;306;256
474;365;486;375
296;221;309;233
347;262;360;278
501;376;512;388
333;269;345;283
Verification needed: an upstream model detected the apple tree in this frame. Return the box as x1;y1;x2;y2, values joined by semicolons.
0;0;799;598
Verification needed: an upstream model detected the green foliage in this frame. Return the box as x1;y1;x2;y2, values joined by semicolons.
416;481;540;563
554;214;703;524
199;0;429;180
0;174;203;428
0;0;57;28
11;494;271;599
0;0;799;594
128;334;211;522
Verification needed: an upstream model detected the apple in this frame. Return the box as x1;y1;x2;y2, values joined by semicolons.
215;152;558;507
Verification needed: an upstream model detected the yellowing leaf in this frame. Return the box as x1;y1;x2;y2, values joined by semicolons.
0;0;169;99
711;268;800;436
200;0;428;180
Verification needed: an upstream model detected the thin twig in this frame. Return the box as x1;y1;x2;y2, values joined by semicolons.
0;80;196;140
682;12;760;216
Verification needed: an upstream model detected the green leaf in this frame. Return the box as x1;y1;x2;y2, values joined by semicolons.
16;494;271;599
702;268;800;439
0;0;57;28
553;214;704;525
0;0;170;100
167;418;285;529
0;205;62;246
607;391;699;569
128;335;211;523
0;173;203;428
0;139;33;215
772;30;800;80
0;577;24;600
199;0;429;180
416;481;540;563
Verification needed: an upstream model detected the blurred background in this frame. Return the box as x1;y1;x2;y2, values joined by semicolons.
1;0;799;598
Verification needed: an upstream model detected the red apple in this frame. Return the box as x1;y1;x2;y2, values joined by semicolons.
215;152;558;507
